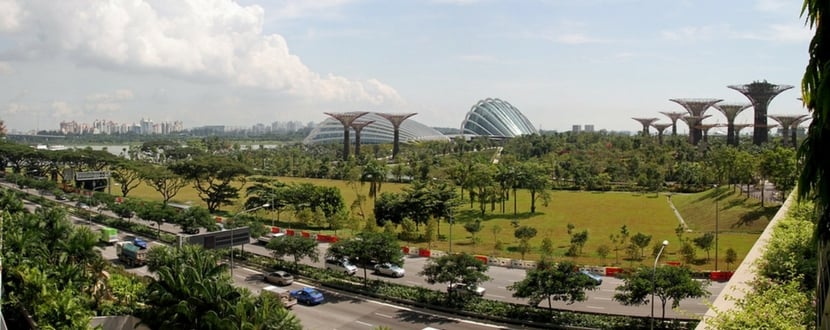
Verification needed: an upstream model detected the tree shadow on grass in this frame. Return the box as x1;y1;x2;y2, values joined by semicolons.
732;206;778;229
455;209;539;222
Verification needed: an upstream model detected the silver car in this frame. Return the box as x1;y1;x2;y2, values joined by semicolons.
264;270;294;286
447;283;486;296
374;263;405;278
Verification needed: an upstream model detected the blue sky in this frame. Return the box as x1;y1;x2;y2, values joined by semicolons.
0;0;812;133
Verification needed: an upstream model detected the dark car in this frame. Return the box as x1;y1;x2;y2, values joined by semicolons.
133;238;148;249
290;287;325;305
182;227;200;235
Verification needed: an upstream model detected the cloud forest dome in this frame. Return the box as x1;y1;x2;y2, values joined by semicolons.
461;98;537;137
303;112;449;144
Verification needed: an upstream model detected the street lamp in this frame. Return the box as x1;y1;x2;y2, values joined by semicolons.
229;203;269;277
446;209;454;254
714;186;719;271
651;240;669;330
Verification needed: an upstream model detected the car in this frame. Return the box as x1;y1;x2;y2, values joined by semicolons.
133;237;148;249
182;227;200;235
264;270;294;286
257;232;285;245
76;202;91;210
290;287;325;305
447;283;486;296
55;195;67;201
374;263;405;278
325;258;357;275
580;270;603;285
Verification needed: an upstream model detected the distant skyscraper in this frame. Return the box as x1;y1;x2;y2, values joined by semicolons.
572;125;581;133
584;125;594;132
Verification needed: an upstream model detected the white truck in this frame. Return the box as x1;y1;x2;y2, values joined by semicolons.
262;285;297;309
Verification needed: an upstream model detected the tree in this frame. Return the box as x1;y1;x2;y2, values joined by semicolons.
679;240;697;264
327;231;404;286
725;248;738;271
570;229;589;256
514;226;537;260
361;160;387;202
540;237;554;258
467;163;495;215
110;161;144;197
170;156;252;212
419;253;490;298
425;218;438;249
693;232;715;261
597;245;611;265
464;219;483;248
630;232;652;260
141;166;188;206
508;260;599;314
266;235;320;269
519;160;551;214
613;265;709;320
177;206;215;233
799;5;830;326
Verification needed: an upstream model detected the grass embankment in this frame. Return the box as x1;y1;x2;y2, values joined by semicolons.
121;177;775;270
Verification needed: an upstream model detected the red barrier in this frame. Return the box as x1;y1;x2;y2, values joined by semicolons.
402;246;410;254
667;261;681;267
419;249;431;257
605;267;623;277
316;234;329;242
286;229;295;236
474;255;488;264
215;217;223;223
328;236;338;243
271;227;280;233
301;231;310;238
710;271;734;282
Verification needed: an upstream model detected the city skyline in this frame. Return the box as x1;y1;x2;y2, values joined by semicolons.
0;0;812;133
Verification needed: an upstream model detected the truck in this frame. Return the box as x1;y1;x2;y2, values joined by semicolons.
99;227;118;245
262;285;297;309
116;241;148;267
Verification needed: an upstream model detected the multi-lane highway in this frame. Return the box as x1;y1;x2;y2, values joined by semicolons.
14;183;723;321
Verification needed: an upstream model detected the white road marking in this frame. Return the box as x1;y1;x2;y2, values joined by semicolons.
594;297;612;300
407;280;421;285
375;313;393;318
486;294;506;299
587;306;604;309
497;286;506;289
355;321;373;327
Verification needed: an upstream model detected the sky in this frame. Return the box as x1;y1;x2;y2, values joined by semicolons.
0;0;813;134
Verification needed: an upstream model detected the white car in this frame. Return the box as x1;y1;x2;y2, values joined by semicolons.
447;283;486;296
264;270;294;286
257;232;285;245
325;258;357;275
374;263;405;278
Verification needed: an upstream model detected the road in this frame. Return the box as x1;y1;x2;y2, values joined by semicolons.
15;183;724;319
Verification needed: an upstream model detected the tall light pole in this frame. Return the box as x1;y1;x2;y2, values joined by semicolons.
447;210;454;254
714;185;719;271
230;203;269;277
651;240;669;330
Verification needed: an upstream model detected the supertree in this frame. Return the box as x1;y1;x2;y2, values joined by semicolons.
632;118;658;136
728;80;793;145
669;98;722;145
350;120;375;157
713;103;753;146
696;123;721;145
790;116;811;148
377;113;417;160
651;123;673;145
660;111;686;136
768;114;808;148
679;115;711;145
324;112;369;160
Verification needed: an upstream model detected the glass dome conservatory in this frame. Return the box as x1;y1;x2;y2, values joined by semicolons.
303;112;449;144
461;98;537;137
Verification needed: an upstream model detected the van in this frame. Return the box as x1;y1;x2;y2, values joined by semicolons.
325;258;357;275
262;285;297;308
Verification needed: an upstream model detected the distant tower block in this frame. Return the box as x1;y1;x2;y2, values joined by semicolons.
670;98;722;145
660;111;687;136
651;123;673;145
768;115;808;148
350;120;375;157
679;115;711;145
732;124;753;146
791;116;810;148
696;124;721;144
728;80;794;145
632;117;658;136
713;103;753;146
325;111;369;160
378;113;417;160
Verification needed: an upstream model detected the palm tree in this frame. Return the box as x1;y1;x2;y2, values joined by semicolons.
361;160;387;202
799;1;830;327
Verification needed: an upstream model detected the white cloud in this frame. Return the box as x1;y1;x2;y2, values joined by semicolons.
1;0;401;106
4;102;27;115
0;62;12;74
660;25;723;41
661;23;811;43
84;89;134;113
0;0;24;32
756;0;788;12
267;0;354;19
741;24;813;42
50;101;76;117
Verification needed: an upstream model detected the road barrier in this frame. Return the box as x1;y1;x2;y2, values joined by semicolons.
605;267;623;277
709;271;733;282
474;255;488;264
402;246;409;254
418;249;431;258
285;229;295;236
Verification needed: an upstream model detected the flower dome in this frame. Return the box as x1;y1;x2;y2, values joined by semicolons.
461;98;537;137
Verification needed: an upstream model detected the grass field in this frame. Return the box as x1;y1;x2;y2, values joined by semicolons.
120;177;776;270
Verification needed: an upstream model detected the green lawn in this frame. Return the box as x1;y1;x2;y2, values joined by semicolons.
119;177;774;270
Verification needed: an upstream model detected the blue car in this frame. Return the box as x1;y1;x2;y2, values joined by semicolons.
580;270;603;285
133;238;148;250
290;287;325;305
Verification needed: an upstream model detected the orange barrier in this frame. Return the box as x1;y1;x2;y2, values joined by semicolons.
402;246;410;254
474;255;488;264
709;271;734;282
605;267;623;277
301;231;310;238
316;234;329;242
271;227;280;233
419;249;431;257
215;217;223;223
328;236;338;243
667;261;681;267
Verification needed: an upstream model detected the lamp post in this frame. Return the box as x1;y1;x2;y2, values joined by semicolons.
714;185;719;271
651;240;669;330
446;209;454;254
230;203;269;277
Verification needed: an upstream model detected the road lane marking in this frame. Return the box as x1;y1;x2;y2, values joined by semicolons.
355;321;373;327
594;297;612;300
375;313;393;318
486;294;506;299
407;280;421;285
587;306;604;309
